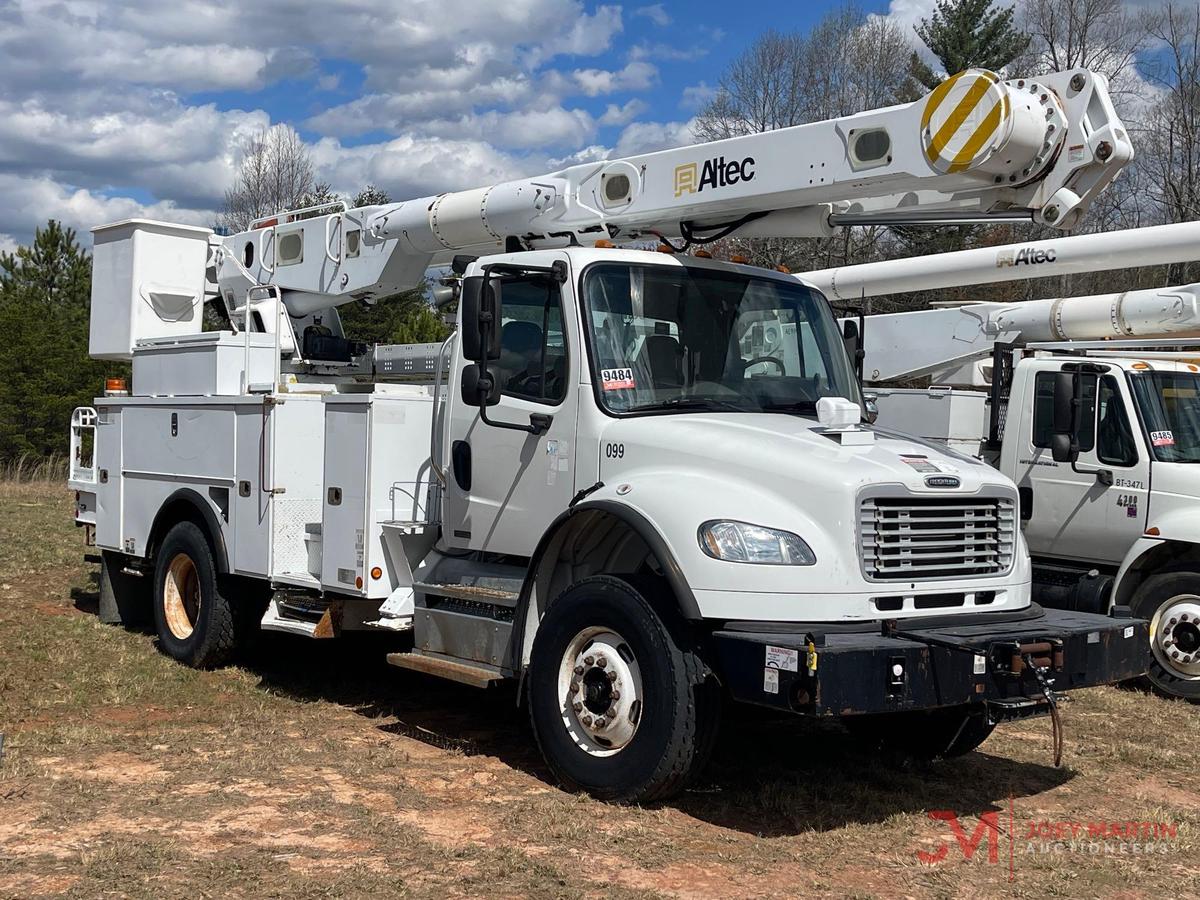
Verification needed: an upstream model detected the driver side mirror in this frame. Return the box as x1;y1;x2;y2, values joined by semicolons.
460;276;502;362
842;319;863;372
1051;371;1080;464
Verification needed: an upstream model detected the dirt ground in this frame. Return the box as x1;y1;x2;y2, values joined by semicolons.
1;480;1198;899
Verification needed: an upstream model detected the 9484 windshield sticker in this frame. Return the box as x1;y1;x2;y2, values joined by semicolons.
600;367;636;391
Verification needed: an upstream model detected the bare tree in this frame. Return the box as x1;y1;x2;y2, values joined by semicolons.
220;125;318;232
1018;0;1153;101
692;6;912;273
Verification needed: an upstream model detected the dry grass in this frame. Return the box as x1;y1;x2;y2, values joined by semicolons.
1;480;1198;898
0;453;68;483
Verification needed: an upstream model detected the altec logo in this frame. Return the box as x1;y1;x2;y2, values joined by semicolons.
996;247;1058;268
674;156;756;197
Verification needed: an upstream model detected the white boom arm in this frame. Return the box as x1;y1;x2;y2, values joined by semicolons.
809;220;1200;303
824;222;1200;384
214;68;1129;317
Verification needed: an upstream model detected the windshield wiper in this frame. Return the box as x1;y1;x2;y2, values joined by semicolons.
625;397;750;413
760;401;820;414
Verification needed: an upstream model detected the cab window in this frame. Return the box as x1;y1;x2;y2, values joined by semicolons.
496;278;567;404
1097;375;1137;466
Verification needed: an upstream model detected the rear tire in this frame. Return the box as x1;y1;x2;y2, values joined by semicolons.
845;706;996;760
152;521;239;668
527;576;718;803
1130;571;1200;702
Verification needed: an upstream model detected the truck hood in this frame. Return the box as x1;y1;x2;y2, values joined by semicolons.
600;412;1002;497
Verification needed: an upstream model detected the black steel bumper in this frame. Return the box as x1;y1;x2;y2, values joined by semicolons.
711;604;1148;720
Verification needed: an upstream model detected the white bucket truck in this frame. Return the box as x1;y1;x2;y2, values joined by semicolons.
69;69;1147;800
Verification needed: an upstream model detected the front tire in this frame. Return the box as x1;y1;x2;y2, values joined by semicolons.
153;521;239;668
1131;571;1200;702
527;576;718;803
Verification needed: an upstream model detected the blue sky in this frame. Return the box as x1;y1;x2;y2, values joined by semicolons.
0;0;932;252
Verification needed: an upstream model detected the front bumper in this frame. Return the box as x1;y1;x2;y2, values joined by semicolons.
711;605;1148;719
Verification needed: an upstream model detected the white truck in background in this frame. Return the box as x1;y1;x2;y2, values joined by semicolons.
810;223;1200;701
68;69;1148;801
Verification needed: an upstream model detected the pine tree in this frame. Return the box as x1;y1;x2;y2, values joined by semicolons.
0;221;122;462
912;0;1030;89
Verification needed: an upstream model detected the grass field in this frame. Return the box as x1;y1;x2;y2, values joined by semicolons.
1;479;1198;898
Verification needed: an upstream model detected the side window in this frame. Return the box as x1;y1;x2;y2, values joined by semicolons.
1031;371;1096;450
1097;375;1138;466
496;279;567;404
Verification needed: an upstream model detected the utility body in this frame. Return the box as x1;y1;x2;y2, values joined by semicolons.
811;223;1200;700
68;69;1146;801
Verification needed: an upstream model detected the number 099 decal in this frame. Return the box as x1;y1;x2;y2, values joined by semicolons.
604;442;625;459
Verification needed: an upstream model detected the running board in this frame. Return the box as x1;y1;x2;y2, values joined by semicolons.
413;582;519;606
259;596;338;638
386;651;507;688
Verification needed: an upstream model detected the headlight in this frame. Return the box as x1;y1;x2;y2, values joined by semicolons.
698;520;816;566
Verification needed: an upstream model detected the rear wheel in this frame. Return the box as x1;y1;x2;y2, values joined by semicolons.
527;576;718;803
1131;572;1200;702
153;521;240;668
845;706;996;760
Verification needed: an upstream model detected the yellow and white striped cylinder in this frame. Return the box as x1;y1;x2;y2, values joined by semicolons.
921;69;1059;179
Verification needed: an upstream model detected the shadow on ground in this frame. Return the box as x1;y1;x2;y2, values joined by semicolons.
230;630;1072;837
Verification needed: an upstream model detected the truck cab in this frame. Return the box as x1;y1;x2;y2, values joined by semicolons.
999;351;1200;698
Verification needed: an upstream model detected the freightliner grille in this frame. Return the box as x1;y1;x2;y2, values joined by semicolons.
859;496;1016;580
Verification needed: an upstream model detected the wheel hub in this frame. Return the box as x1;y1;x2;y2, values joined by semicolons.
1151;594;1200;680
163;552;200;640
558;627;643;756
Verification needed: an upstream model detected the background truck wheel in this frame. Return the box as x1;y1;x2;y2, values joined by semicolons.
97;550;151;626
1131;571;1200;702
153;521;240;668
844;706;996;760
527;576;718;803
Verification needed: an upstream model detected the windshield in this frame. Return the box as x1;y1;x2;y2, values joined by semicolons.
1130;371;1200;463
582;262;861;416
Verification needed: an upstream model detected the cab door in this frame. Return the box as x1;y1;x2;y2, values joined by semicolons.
443;255;580;556
1017;366;1148;565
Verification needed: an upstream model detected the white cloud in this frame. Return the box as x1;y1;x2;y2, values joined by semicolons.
680;82;716;111
632;4;671;27
570;61;658;97
598;99;648;126
614;118;699;157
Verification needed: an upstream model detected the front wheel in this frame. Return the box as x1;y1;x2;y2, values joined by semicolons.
1131;572;1200;702
527;576;718;803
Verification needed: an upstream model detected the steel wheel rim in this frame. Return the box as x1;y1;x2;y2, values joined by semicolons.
163;553;201;640
1149;593;1200;681
557;626;643;757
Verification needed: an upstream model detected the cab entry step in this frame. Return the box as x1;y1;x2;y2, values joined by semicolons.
711;606;1148;717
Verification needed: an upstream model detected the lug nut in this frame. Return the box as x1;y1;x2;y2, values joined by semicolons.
1170;617;1179;625
1181;614;1190;623
595;717;607;728
607;671;617;682
607;705;618;718
570;680;579;694
581;715;593;726
584;655;595;666
574;664;584;675
610;690;620;701
597;657;607;669
573;702;583;712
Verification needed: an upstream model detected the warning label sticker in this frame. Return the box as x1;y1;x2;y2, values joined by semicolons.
600;367;636;391
765;645;799;672
899;455;940;473
763;668;779;694
1152;430;1175;447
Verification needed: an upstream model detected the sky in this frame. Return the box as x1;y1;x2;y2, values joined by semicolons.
0;0;1027;253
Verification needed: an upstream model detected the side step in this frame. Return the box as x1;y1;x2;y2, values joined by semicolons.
260;596;338;638
413;582;519;606
387;651;507;688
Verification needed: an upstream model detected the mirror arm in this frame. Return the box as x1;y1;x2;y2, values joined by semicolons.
479;405;552;436
1070;460;1115;485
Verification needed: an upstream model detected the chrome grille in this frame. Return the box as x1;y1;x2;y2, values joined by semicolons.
860;496;1016;580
